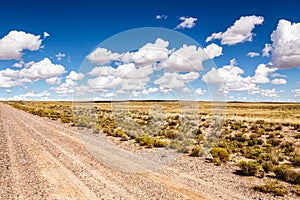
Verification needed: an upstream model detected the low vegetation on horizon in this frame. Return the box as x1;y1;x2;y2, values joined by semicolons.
5;100;300;197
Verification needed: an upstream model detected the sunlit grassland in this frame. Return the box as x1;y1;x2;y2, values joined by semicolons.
4;100;300;196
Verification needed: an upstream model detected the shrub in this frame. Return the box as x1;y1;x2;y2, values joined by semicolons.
294;185;300;196
234;133;246;142
154;139;169;148
238;160;260;176
262;161;274;173
282;169;300;184
113;128;126;137
169;139;181;150
292;150;300;167
274;125;283;131
135;136;154;148
274;165;300;184
190;145;202;157
267;138;281;147
253;181;288;196
210;147;230;165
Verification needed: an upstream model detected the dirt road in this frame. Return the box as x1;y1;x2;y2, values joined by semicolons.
0;103;288;200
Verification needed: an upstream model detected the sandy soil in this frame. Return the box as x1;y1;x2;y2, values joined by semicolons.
0;102;298;200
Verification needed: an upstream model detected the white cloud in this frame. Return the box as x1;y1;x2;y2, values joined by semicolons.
202;60;260;93
87;47;120;64
115;63;153;79
66;71;84;81
271;73;287;78
5;89;12;93
269;19;300;69
262;43;272;57
0;30;43;60
104;92;116;98
271;78;287;85
20;58;66;80
0;58;65;88
43;32;50;38
88;66;116;76
88;75;121;90
177;71;200;82
55;52;66;61
251;64;277;84
130;38;170;66
260;88;280;98
206;15;264;45
154;72;199;92
195;88;206;95
176;17;197;29
12;61;24;68
203;43;223;59
247;52;260;57
159;45;208;72
13;90;51;100
141;87;159;95
46;77;62;85
293;89;300;97
50;71;84;96
156;15;167;19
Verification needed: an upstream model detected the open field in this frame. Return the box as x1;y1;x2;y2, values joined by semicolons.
2;100;300;199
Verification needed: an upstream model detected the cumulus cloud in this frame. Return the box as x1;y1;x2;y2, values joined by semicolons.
195;88;206;95
176;17;197;29
154;72;199;92
259;88;281;98
46;77;62;85
271;78;287;85
88;75;121;90
203;43;223;59
50;71;84;96
262;43;272;57
13;90;51;100
159;45;208;72
156;15;167;19
115;63;153;79
87;66;116;76
247;52;260;57
0;58;66;88
206;15;264;45
293;89;300;97
251;64;277;84
5;89;12;93
0;30;43;60
87;47;121;64
141;87;159;95
66;71;85;81
130;38;170;66
20;58;66;80
269;19;300;69
55;52;66;61
43;32;50;38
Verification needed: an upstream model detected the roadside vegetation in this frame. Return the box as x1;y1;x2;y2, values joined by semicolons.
5;100;300;197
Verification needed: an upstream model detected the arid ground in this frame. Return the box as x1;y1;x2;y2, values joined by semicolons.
0;102;299;199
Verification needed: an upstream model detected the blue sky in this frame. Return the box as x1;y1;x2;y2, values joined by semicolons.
0;0;299;101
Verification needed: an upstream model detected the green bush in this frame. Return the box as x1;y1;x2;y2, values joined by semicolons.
238;160;260;176
274;165;300;184
154;139;169;147
253;181;288;196
262;161;274;173
292;151;300;167
169;139;181;150
210;147;230;165
190;145;203;157
135;136;154;148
